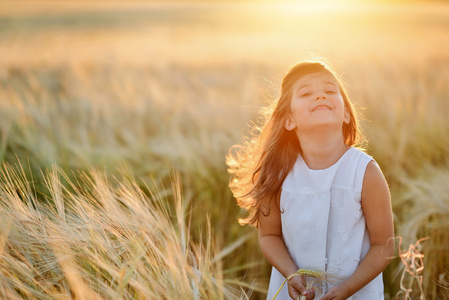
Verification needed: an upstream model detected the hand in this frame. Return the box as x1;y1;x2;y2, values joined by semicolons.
287;275;315;300
319;284;350;300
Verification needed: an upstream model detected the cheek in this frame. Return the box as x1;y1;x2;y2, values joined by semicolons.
290;106;307;122
291;98;309;111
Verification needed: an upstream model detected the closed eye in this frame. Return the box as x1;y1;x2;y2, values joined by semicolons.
300;92;311;97
325;90;337;94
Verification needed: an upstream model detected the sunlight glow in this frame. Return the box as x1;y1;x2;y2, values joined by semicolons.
273;0;376;13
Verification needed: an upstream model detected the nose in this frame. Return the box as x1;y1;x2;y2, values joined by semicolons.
315;94;326;101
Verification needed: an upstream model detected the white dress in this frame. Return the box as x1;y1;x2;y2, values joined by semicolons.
266;147;384;300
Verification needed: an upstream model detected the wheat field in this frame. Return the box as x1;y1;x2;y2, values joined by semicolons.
1;0;449;299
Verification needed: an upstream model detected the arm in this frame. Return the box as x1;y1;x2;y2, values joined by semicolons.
258;192;315;299
321;161;395;299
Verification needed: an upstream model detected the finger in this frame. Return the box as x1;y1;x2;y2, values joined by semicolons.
289;277;308;296
294;281;309;297
288;284;300;300
295;286;309;297
307;289;315;300
288;283;308;299
289;289;300;300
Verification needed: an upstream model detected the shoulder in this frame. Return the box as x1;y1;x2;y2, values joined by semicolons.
363;161;386;183
362;161;390;201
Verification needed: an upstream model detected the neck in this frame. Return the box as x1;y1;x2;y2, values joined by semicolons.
296;129;349;170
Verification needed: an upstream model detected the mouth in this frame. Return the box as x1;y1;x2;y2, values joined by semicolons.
312;105;331;111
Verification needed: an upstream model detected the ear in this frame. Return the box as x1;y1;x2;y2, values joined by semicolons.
284;116;296;131
344;107;351;124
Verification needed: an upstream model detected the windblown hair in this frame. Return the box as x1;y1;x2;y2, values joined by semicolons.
226;61;364;227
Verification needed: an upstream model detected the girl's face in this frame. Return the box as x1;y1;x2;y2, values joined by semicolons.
284;72;350;133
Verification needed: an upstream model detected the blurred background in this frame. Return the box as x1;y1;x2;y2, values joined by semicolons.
1;0;448;298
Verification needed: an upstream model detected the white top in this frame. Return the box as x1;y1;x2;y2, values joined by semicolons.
266;147;384;300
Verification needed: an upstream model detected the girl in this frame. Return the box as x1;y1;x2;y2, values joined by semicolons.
227;61;394;299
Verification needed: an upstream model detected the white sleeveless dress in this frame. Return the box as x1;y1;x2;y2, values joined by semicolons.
266;147;384;299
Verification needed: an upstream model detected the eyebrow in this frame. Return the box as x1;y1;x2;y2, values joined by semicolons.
296;84;310;90
296;81;338;91
325;81;338;87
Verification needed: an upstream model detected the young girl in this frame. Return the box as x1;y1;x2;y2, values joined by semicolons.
227;61;394;299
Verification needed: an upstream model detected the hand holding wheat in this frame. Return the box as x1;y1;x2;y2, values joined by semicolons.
287;274;315;300
273;269;345;300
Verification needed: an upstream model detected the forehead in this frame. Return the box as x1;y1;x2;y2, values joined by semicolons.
292;72;338;89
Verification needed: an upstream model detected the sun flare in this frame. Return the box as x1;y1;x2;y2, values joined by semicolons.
272;0;378;13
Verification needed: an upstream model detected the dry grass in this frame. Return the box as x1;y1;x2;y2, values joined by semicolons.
393;166;449;299
0;1;448;299
0;163;254;299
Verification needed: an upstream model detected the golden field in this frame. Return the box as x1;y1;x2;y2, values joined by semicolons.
0;1;448;298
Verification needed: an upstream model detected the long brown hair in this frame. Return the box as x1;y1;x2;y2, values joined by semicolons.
226;61;364;227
